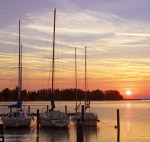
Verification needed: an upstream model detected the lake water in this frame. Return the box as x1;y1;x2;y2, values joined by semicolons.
0;100;150;142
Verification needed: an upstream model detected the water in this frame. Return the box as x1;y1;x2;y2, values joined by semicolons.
0;100;150;142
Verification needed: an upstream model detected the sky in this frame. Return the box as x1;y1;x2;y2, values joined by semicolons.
1;0;150;99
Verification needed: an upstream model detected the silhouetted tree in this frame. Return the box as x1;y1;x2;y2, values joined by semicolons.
0;87;123;101
105;90;123;100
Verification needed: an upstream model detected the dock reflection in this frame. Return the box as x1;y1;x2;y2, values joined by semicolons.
5;127;33;142
39;127;69;142
84;126;99;142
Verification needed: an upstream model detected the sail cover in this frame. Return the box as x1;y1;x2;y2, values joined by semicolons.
8;99;22;108
51;95;55;108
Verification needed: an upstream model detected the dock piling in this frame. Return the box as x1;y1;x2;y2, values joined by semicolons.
0;124;4;142
77;119;84;142
10;108;12;114
117;109;120;142
47;105;49;112
65;105;67;113
28;106;30;113
81;105;84;122
37;109;39;134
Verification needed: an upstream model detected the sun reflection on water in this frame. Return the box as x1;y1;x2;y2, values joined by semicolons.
126;103;131;134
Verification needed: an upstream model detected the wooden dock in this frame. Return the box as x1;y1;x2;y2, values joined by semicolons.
0;112;79;117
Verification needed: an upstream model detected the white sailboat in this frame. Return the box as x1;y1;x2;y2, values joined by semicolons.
71;47;81;122
40;8;70;128
82;46;99;126
1;20;34;127
72;47;99;126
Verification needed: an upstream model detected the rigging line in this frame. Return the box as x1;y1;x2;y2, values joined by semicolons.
43;25;52;91
42;11;54;94
22;39;28;92
87;53;93;92
55;13;64;90
46;25;53;91
11;35;17;89
100;118;115;125
55;14;63;108
60;37;64;90
47;36;53;90
100;121;115;128
55;26;58;90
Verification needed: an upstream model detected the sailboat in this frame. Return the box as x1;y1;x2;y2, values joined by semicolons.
74;47;81;113
72;47;99;126
82;46;99;126
71;47;81;122
1;20;34;127
39;8;70;128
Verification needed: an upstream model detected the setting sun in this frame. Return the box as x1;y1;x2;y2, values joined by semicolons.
126;90;131;96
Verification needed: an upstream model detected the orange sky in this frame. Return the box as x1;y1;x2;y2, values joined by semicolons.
1;1;150;99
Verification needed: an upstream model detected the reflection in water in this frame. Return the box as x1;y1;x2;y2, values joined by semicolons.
84;127;99;142
5;127;34;142
39;127;69;142
1;101;150;142
126;103;131;134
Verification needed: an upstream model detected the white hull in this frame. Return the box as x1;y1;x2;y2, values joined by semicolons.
84;119;98;126
40;117;70;127
72;112;99;126
40;110;70;128
2;117;31;127
1;110;33;127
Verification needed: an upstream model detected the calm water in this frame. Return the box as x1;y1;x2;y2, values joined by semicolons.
0;100;150;142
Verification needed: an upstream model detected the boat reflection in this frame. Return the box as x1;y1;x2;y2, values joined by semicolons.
5;127;34;142
39;127;69;142
84;126;99;142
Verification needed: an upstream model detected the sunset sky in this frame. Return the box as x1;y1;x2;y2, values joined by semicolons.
1;0;150;98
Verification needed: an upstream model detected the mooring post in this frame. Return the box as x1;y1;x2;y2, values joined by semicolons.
47;105;49;112
10;108;12;114
81;105;84;122
77;119;84;142
0;124;4;142
37;109;39;134
117;109;120;142
28;106;30;113
65;105;67;113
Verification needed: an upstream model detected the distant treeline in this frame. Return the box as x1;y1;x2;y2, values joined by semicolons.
0;87;123;101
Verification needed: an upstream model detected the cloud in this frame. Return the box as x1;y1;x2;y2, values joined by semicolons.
115;32;150;37
1;1;150;96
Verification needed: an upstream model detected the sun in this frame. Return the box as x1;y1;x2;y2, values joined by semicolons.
126;90;131;96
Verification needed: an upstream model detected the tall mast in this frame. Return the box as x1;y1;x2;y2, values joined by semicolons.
84;46;90;110
51;8;56;110
75;47;77;113
84;46;87;107
20;44;22;95
18;20;21;101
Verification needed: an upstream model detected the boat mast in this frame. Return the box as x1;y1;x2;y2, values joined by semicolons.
85;46;90;110
51;8;56;110
21;44;22;96
18;20;21;102
84;46;87;108
75;47;78;113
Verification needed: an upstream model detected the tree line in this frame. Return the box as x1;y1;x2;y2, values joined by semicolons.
0;87;123;101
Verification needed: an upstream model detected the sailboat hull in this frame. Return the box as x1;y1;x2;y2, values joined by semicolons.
2;117;31;127
40;118;70;128
40;111;70;128
71;112;99;126
84;119;98;126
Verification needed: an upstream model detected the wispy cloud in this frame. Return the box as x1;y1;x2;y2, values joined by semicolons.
1;1;150;97
116;32;150;37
